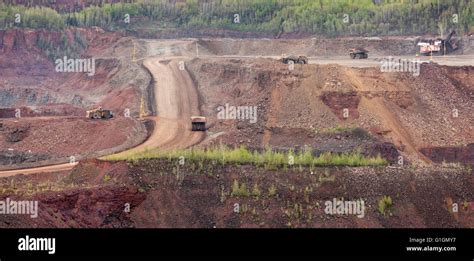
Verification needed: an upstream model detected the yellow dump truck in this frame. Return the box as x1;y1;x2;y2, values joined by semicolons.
86;107;114;119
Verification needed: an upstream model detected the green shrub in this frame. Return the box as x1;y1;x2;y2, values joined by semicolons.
268;184;277;197
378;195;393;216
231;179;250;197
251;183;261;199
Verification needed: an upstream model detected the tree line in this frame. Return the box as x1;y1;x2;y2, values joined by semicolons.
1;0;472;36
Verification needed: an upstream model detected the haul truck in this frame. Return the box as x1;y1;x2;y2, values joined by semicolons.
191;116;206;131
86;107;114;119
349;48;369;59
281;55;308;64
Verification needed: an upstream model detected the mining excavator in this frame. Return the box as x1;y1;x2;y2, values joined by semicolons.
417;30;458;55
86;107;114;119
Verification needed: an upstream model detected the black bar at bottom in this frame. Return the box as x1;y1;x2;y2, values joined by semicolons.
0;229;472;259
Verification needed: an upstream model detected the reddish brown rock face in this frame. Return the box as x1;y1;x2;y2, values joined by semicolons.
420;144;474;166
1;159;473;228
321;91;361;120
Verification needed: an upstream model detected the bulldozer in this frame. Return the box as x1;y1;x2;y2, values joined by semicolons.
349;48;369;59
191;116;206;131
281;55;308;64
417;30;458;56
86;107;114;119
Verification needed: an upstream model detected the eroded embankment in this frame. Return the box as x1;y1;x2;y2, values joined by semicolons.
0;28;153;170
187;58;474;164
420;144;474;166
0;159;472;228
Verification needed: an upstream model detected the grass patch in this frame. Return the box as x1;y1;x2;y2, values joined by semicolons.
378;195;393;216
325;124;353;133
105;146;387;168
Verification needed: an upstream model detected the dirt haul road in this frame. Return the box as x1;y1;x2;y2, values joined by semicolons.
111;57;204;156
0;56;204;177
200;54;474;67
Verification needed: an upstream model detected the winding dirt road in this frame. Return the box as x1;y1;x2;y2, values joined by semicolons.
0;55;204;177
